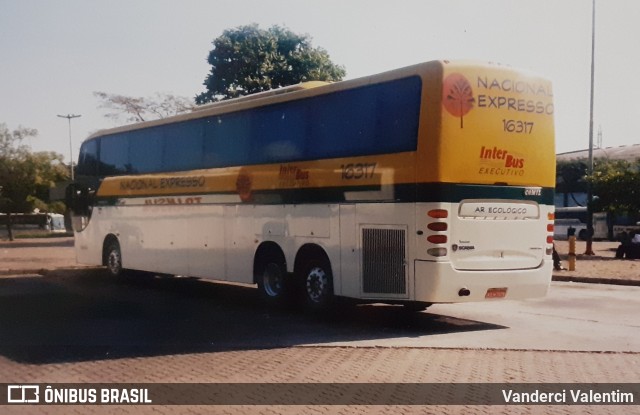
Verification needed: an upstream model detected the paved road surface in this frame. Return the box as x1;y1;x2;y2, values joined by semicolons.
0;269;637;414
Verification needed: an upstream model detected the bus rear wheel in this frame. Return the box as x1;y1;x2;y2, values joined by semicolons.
302;259;334;312
257;260;290;307
403;302;431;312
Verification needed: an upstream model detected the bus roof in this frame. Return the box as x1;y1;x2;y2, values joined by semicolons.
84;59;550;145
84;60;447;142
191;81;331;112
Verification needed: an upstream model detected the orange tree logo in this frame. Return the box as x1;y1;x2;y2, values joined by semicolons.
236;169;253;202
443;73;475;128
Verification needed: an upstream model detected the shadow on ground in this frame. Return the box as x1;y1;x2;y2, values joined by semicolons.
0;238;74;249
0;268;505;364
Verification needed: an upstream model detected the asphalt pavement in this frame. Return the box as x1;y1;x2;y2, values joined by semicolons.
1;235;638;415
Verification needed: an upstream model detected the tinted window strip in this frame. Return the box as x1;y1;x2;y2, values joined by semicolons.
86;76;422;176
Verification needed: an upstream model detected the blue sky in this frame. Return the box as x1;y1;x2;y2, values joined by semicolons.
1;0;637;162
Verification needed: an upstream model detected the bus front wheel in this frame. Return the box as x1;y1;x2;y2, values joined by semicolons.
104;239;123;277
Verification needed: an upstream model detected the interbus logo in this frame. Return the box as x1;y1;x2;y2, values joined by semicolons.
443;73;475;128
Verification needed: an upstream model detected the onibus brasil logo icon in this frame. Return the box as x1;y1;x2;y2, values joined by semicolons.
443;73;475;128
7;385;40;403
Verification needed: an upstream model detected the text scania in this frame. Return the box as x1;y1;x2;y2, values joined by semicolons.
120;176;205;191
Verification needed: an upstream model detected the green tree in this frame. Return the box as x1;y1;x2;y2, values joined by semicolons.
588;158;640;214
196;24;346;103
556;159;589;206
29;151;69;212
0;123;68;240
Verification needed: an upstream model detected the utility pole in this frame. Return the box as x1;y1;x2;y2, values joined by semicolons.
57;114;81;181
585;0;596;255
597;126;603;149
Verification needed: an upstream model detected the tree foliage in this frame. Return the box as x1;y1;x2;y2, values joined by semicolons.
556;157;640;214
0;123;68;239
556;160;589;194
587;158;640;214
196;24;346;103
94;91;193;123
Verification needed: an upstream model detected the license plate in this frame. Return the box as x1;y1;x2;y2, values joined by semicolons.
485;287;508;299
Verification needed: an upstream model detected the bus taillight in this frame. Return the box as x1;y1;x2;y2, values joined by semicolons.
428;209;449;219
427;235;447;244
546;210;555;253
427;222;448;232
426;208;449;257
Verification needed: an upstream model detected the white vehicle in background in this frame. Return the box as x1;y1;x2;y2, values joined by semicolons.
554;218;588;240
553;207;608;240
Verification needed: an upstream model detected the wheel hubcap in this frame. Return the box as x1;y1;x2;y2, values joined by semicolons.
108;249;121;274
262;263;283;297
306;266;327;303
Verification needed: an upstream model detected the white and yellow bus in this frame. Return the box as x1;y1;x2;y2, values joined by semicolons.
68;60;556;311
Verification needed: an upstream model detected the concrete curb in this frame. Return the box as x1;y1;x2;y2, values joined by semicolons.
0;266;92;277
552;275;640;287
0;268;49;276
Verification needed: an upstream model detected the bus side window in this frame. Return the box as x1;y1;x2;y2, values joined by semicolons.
99;134;130;175
162;120;204;172
204;113;251;168
256;104;305;163
129;128;162;173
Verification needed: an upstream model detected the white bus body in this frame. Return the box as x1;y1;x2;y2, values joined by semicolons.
69;60;556;309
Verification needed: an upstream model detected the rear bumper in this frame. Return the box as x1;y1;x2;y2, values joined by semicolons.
414;259;552;303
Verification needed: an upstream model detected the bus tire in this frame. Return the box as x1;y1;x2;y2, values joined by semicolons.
104;238;123;277
578;229;587;240
403;302;431;312
301;258;334;312
256;259;290;307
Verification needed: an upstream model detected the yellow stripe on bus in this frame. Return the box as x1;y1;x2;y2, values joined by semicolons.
96;152;417;198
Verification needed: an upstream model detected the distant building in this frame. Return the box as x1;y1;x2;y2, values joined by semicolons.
557;144;640;162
